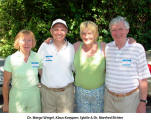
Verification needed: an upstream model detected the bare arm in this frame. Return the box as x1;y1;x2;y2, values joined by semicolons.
2;71;12;112
73;41;81;52
38;69;42;77
136;79;148;113
100;42;106;57
139;79;148;100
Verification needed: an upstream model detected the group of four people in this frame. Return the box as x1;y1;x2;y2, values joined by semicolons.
2;16;150;113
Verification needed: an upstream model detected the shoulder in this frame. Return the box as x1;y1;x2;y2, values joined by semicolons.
31;50;38;56
31;50;41;57
5;55;11;62
8;51;19;59
73;41;81;52
39;42;49;48
31;51;43;61
99;41;106;56
106;41;114;46
4;52;17;65
66;41;74;49
105;41;114;50
100;41;106;49
67;41;73;47
38;42;50;53
66;42;75;55
129;43;145;52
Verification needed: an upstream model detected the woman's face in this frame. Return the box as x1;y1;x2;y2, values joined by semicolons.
18;34;33;53
81;29;95;45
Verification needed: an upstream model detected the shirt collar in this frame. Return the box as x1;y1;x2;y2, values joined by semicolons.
50;39;68;51
113;38;129;48
17;50;33;57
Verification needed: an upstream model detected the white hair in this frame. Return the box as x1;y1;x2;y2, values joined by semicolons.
109;16;130;30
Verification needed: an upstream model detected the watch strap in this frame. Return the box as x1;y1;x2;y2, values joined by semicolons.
140;99;147;104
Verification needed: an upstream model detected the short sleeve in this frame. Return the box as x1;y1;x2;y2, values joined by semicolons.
4;56;12;72
136;45;151;80
38;42;46;59
37;53;43;69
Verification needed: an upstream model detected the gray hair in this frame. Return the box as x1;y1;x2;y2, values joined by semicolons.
109;16;130;30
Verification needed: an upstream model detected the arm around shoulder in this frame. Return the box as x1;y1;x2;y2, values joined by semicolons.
73;41;81;52
128;37;136;44
44;37;52;44
100;41;106;56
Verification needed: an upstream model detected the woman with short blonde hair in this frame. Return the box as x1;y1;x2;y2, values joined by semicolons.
80;21;99;41
74;21;106;113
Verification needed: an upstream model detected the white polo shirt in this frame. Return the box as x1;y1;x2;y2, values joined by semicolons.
38;41;75;88
105;40;151;93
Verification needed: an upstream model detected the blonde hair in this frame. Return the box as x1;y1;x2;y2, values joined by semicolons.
80;21;99;41
14;30;36;49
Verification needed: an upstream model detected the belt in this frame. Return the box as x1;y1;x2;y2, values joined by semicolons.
107;87;139;97
40;83;73;92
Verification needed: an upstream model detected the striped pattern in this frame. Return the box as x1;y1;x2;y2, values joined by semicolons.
105;41;151;93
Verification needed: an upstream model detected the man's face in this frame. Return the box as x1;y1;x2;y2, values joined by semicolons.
110;22;129;42
50;23;67;42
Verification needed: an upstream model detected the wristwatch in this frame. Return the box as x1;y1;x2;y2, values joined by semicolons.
140;99;148;104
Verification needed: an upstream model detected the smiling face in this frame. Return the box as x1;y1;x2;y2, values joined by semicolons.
18;34;33;54
50;23;67;42
110;21;129;43
81;29;95;45
80;21;99;46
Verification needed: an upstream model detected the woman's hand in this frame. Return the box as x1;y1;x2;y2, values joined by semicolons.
128;37;136;44
3;104;9;112
44;37;52;44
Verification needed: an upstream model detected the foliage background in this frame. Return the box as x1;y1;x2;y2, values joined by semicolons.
0;0;151;57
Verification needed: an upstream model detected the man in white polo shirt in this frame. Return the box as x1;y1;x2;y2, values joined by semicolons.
104;16;151;113
38;19;75;113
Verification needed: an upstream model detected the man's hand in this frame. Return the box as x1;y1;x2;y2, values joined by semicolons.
44;37;52;44
136;102;146;113
128;37;136;44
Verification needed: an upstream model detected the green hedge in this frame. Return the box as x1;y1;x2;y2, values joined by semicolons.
0;0;151;57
